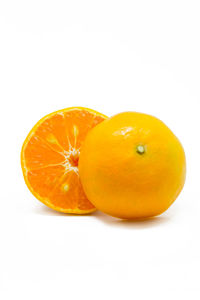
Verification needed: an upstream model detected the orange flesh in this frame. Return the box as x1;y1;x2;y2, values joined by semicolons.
21;107;106;213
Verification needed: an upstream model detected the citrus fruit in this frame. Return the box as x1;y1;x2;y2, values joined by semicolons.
79;112;186;219
21;107;107;214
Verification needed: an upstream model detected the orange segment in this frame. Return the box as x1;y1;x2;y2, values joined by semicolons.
24;135;65;170
21;107;107;214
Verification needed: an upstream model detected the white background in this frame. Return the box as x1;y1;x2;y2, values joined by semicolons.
0;1;200;299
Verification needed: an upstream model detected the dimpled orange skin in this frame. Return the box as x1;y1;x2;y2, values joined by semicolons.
79;112;186;219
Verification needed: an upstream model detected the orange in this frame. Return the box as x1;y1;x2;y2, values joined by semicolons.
79;112;186;219
21;107;107;214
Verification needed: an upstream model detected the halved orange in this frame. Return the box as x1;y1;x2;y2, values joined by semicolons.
21;107;107;214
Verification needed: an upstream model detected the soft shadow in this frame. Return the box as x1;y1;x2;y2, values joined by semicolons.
93;210;172;229
34;205;93;217
34;205;172;228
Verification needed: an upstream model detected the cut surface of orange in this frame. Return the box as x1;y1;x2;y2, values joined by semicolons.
21;107;107;214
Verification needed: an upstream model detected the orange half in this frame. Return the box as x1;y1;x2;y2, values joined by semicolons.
21;107;107;214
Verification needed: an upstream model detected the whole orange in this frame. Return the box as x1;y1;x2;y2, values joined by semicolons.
79;112;186;219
